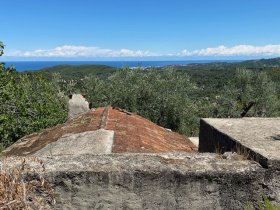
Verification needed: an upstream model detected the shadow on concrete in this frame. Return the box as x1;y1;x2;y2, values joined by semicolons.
271;134;280;141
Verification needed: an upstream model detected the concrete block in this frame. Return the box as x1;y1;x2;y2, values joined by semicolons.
199;118;280;203
68;94;90;118
199;118;280;169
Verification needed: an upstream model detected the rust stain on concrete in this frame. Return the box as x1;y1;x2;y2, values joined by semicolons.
3;107;196;156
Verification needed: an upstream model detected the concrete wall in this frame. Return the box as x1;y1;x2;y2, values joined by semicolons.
51;170;263;210
8;153;265;210
1;153;276;209
2;117;279;209
199;118;280;204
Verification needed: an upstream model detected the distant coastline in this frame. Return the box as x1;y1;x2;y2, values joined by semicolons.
2;60;241;72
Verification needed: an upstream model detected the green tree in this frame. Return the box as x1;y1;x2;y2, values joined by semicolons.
0;41;4;70
0;43;68;150
213;69;280;118
81;68;199;135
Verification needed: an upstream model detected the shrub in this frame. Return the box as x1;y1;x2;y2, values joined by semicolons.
0;43;68;149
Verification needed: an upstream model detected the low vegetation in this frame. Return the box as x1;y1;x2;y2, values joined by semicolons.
0;157;55;209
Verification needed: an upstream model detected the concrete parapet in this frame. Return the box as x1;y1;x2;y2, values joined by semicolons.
0;153;266;209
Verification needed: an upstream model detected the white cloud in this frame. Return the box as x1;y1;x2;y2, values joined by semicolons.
178;45;280;57
5;44;280;58
6;45;158;58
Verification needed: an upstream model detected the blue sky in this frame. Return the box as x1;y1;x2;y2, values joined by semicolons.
1;0;280;60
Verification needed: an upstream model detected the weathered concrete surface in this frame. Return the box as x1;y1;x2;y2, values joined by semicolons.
68;94;90;118
199;118;280;203
2;107;196;156
0;153;266;210
189;137;199;147
199;118;280;169
34;129;114;157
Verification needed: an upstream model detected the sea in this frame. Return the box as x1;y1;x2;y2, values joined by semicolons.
2;60;236;72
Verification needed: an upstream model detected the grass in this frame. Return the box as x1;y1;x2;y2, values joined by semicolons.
0;157;55;209
246;196;280;210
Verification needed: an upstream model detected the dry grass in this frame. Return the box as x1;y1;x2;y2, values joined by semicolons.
214;142;250;161
234;144;250;160
0;157;55;209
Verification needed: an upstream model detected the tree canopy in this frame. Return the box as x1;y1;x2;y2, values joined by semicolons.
0;42;68;150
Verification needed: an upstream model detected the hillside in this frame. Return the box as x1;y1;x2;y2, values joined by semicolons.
30;57;280;81
37;64;118;80
240;57;280;68
26;58;280;99
172;57;280;71
171;57;280;96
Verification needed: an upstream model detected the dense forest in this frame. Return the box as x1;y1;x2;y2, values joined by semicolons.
1;41;280;150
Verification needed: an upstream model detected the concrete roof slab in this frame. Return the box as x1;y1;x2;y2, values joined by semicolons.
34;129;114;157
199;118;280;169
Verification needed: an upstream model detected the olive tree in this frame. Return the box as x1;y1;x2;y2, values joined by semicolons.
82;68;199;135
213;69;280;118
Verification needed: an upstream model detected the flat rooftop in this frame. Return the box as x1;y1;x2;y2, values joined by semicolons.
200;118;280;169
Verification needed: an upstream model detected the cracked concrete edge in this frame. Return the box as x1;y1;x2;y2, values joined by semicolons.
33;129;115;157
199;118;280;170
188;137;199;147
